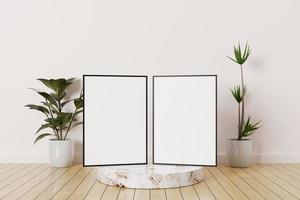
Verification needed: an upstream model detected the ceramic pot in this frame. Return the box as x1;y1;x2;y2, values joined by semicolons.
49;139;74;167
227;139;252;167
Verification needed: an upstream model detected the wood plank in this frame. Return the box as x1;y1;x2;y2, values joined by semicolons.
0;164;9;169
208;167;247;200
230;167;281;200
244;166;297;200
0;164;38;189
165;188;182;200
19;167;69;200
2;165;56;200
51;167;92;200
218;165;264;200
282;164;300;175
68;168;97;200
2;164;300;200
251;164;300;199
180;186;199;200
263;164;300;187
150;189;166;200
84;181;106;200
0;164;17;175
134;189;149;200
0;164;29;182
271;164;300;183
193;181;216;200
34;164;82;200
291;164;300;170
101;186;120;200
202;168;231;200
0;164;51;199
117;188;135;200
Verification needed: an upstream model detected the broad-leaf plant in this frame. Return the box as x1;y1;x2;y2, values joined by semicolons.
228;43;261;140
25;78;83;144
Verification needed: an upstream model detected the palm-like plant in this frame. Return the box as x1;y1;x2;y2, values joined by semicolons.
25;78;83;144
228;43;260;140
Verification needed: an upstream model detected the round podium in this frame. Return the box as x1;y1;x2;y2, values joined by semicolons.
97;164;203;189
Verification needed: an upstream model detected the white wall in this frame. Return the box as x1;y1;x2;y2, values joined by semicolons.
0;0;299;163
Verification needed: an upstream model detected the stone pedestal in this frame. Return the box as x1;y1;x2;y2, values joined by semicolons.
97;165;203;189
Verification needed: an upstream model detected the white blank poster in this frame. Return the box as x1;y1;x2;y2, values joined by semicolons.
153;75;216;166
84;75;147;166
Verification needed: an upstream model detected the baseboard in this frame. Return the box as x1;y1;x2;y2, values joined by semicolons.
0;153;298;164
218;154;300;164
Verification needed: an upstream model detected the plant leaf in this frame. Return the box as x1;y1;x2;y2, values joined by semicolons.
242;117;261;137
35;124;54;134
58;112;73;128
25;104;49;114
45;112;73;129
242;42;248;60
61;99;74;107
41;102;59;114
38;78;74;98
34;133;53;144
60;112;73;124
74;109;83;116
45;118;60;128
37;92;58;108
56;79;73;97
228;43;251;65
72;121;83;128
227;56;238;64
50;93;60;102
230;86;245;103
38;79;58;92
67;78;76;83
74;98;83;109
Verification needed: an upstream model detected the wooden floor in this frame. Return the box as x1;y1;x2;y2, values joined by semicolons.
0;164;300;200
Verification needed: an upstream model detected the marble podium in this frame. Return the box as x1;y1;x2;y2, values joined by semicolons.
97;165;203;189
85;75;217;189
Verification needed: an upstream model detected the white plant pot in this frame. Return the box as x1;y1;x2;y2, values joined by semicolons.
227;139;252;168
49;139;74;168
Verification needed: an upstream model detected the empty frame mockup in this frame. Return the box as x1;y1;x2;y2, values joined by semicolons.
153;75;217;166
84;75;147;166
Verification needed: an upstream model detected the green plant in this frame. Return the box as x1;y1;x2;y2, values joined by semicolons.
228;43;261;140
25;78;83;144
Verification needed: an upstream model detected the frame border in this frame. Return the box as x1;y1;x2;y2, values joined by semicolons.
83;74;148;167
152;75;217;167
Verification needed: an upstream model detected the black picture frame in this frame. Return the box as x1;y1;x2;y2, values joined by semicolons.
83;75;148;167
152;75;217;167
